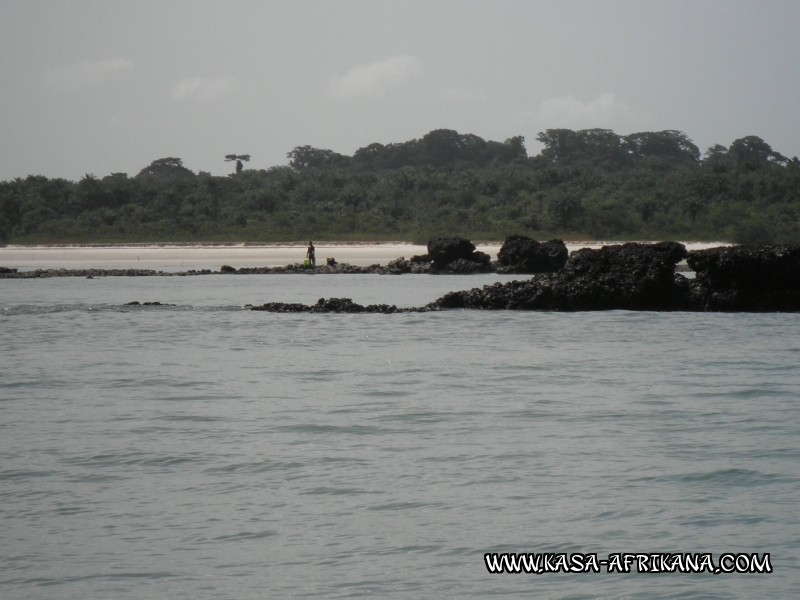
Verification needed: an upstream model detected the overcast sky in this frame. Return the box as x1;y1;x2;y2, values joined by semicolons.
1;0;798;180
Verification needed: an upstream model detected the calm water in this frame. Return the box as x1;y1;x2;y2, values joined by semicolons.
1;275;799;599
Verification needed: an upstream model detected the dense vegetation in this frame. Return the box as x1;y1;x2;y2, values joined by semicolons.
1;128;798;244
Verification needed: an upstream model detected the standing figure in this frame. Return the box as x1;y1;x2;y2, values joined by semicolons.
306;241;316;266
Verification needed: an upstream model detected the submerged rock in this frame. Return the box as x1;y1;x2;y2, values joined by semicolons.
124;300;175;306
0;267;168;278
251;297;411;313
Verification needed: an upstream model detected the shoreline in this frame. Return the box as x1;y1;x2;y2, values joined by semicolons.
0;241;730;272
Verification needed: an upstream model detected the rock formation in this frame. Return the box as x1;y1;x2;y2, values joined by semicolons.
427;238;492;273
5;242;800;313
250;297;412;313
431;242;689;311
495;235;569;274
684;245;800;311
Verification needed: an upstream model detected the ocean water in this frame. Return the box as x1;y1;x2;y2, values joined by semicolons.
1;274;799;599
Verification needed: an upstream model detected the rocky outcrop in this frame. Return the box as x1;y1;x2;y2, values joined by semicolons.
250;297;417;313
0;262;412;278
495;235;568;273
427;237;476;266
684;245;800;311
245;242;695;313
0;267;180;278
384;257;430;274
430;242;800;312
125;301;176;306
410;254;431;264
430;242;690;311
6;243;800;313
427;238;492;273
559;241;688;310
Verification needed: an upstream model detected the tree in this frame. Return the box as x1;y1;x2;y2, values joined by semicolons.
548;193;583;230
287;146;349;170
135;157;195;179
503;135;528;161
0;181;21;241
537;129;579;162
3;126;796;244
537;129;628;169
728;136;786;169
225;154;251;174
76;173;108;210
625;130;700;164
702;144;732;172
353;143;387;169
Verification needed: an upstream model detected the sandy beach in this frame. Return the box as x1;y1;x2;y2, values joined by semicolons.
0;241;730;272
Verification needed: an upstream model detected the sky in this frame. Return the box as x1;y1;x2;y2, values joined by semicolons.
1;0;799;181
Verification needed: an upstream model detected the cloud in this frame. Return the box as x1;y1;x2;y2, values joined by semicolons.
44;58;134;92
170;77;236;102
329;55;421;100
498;93;652;141
538;93;628;125
534;93;650;130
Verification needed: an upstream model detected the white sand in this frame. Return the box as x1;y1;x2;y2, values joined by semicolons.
0;241;731;272
0;243;435;271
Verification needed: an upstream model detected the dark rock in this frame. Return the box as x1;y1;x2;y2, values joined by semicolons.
496;235;568;273
312;297;366;312
0;268;168;278
557;241;688;310
245;243;800;313
429;242;689;311
427;237;476;266
326;257;337;266
250;301;310;312
386;257;413;274
427;237;492;272
124;300;175;306
251;297;406;313
220;265;237;273
0;267;17;274
686;245;800;311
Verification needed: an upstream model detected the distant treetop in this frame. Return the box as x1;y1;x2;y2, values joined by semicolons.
289;129;527;171
225;154;251;174
135;157;195;179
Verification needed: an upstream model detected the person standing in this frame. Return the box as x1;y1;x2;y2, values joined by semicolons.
306;241;316;266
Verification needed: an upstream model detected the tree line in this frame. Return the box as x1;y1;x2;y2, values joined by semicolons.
1;128;798;244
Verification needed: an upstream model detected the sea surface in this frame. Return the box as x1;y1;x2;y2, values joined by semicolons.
1;274;799;599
